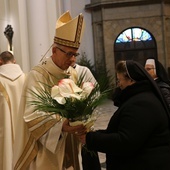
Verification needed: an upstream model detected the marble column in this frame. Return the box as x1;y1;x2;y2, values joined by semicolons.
26;0;51;67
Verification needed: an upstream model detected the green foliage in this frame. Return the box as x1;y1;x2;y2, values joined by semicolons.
78;52;115;96
77;52;96;76
28;79;112;121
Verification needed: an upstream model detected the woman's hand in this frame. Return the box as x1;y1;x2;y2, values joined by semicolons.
62;119;87;135
78;134;86;145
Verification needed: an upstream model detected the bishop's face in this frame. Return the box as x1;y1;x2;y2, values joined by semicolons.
52;45;79;70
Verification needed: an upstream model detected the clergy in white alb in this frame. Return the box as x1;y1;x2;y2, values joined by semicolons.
0;60;25;170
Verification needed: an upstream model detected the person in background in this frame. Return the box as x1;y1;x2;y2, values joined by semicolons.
71;59;97;84
145;58;170;110
78;60;170;170
0;51;16;65
13;11;87;170
0;51;26;170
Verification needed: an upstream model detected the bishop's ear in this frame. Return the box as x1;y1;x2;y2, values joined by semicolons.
0;59;3;66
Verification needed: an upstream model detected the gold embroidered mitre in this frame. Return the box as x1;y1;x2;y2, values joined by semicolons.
54;11;84;48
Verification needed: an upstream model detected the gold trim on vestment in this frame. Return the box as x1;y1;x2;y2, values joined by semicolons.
54;14;83;48
32;65;55;83
14;115;59;170
14;114;59;168
14;135;38;170
14;66;58;170
27;115;60;140
0;82;11;113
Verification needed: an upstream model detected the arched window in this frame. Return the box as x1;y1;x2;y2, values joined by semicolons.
114;27;157;66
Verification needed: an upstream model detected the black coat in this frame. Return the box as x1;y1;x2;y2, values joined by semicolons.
156;78;170;110
86;81;170;170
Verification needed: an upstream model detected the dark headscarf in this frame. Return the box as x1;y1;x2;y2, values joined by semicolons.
126;60;170;119
154;59;170;85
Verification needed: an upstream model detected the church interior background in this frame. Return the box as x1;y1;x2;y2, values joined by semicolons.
86;0;170;78
0;0;170;79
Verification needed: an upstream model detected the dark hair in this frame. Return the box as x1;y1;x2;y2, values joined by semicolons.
0;51;14;64
116;60;130;79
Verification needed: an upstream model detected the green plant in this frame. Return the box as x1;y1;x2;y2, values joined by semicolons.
77;52;96;76
77;52;115;97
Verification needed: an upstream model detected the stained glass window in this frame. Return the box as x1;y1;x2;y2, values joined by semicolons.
114;27;157;66
116;28;152;43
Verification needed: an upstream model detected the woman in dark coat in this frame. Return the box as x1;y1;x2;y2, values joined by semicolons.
79;60;170;170
145;58;170;110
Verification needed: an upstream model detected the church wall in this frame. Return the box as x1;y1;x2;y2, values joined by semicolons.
0;0;63;72
0;0;12;53
1;0;169;76
91;2;170;77
0;0;94;72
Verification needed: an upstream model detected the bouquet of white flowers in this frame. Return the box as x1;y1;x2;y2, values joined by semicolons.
29;77;112;131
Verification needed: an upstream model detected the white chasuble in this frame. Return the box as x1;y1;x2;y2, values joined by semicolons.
13;57;81;170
